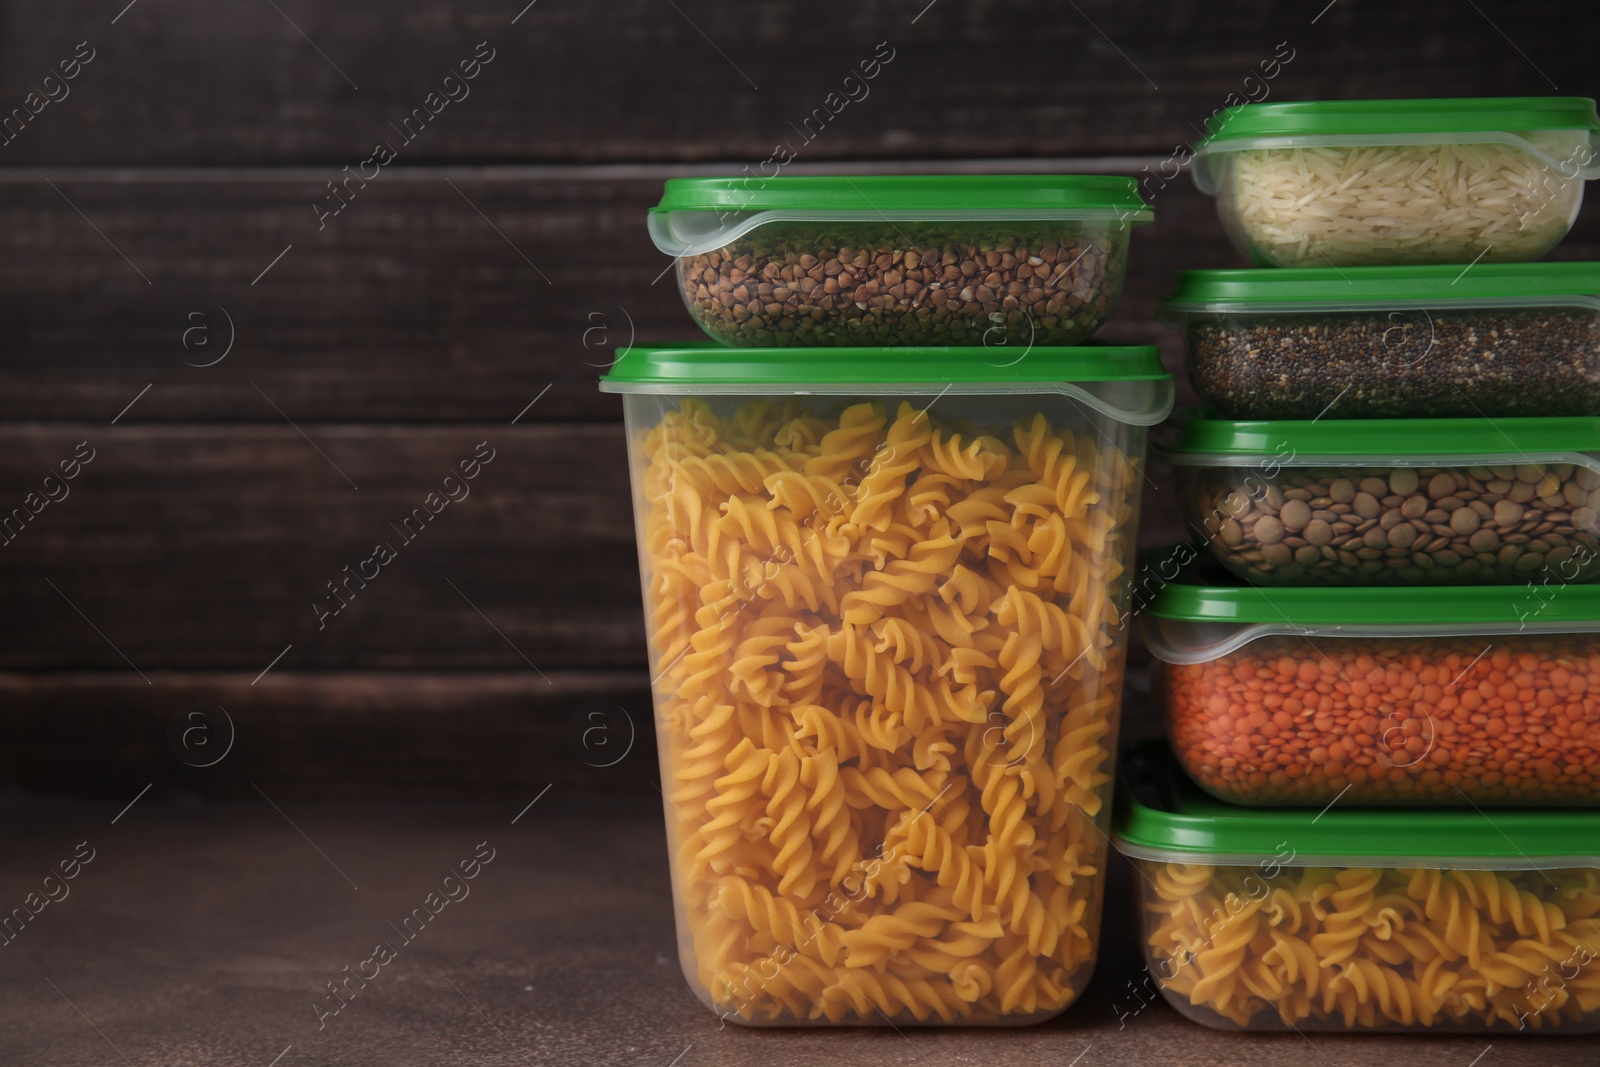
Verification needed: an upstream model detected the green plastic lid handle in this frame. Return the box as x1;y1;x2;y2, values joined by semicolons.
648;209;749;262
646;175;1153;258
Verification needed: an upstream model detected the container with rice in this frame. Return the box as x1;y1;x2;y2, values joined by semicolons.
1190;97;1600;267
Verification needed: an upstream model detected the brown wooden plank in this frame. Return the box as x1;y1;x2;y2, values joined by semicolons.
0;423;646;670
5;167;1599;423
0;170;654;424
0;670;658;800
0;1;1592;165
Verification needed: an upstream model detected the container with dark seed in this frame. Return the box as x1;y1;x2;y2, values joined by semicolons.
1159;412;1600;586
1165;263;1600;419
650;175;1151;348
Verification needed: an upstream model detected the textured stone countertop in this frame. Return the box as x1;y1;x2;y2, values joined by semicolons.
0;791;1590;1066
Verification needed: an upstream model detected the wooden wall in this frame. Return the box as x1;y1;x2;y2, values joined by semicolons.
1;0;1596;798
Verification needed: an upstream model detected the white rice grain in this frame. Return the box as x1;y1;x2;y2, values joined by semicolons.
1220;140;1584;266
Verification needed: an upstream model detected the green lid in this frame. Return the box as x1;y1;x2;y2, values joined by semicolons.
1141;545;1600;626
1165;262;1600;311
1197;97;1600;146
1114;741;1600;864
1162;410;1600;460
651;175;1153;218
601;342;1167;386
600;344;1176;425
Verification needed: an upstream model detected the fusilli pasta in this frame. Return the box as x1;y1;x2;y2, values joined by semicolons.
640;397;1141;1023
1141;862;1600;1030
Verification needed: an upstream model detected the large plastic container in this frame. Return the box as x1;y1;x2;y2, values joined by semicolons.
1160;412;1600;585
1189;97;1600;267
1113;741;1600;1033
1139;547;1600;806
648;176;1151;347
600;344;1173;1025
1166;263;1600;419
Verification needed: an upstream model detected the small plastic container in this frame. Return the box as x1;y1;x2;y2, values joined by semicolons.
599;344;1174;1025
1190;97;1600;267
1166;263;1600;419
648;175;1151;347
1160;412;1600;585
1112;741;1600;1033
1139;546;1600;806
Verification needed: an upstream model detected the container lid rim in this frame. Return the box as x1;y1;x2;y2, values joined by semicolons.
1113;740;1600;859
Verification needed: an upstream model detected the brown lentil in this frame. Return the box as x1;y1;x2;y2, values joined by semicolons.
1188;308;1600;419
677;223;1125;346
1186;462;1600;585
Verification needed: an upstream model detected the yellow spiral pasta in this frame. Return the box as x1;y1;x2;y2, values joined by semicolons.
1142;862;1600;1030
640;397;1141;1024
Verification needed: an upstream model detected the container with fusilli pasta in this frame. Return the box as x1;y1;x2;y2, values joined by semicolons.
1114;742;1600;1033
601;343;1173;1025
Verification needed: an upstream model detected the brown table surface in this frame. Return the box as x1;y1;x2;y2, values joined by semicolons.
0;791;1592;1066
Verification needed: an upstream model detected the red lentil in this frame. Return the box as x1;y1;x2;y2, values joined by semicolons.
1162;633;1600;805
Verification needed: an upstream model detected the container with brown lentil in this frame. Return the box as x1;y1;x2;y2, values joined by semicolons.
1165;264;1600;420
1159;413;1600;586
649;175;1151;347
1140;552;1600;806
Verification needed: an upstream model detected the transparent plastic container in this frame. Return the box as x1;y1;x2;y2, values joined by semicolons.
1139;548;1600;806
1113;742;1600;1033
1165;263;1600;419
648;176;1151;347
1160;412;1600;585
600;344;1174;1025
1190;98;1600;267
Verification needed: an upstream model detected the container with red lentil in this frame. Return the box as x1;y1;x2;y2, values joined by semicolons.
1139;548;1600;806
648;176;1151;347
1159;411;1600;585
1164;263;1600;420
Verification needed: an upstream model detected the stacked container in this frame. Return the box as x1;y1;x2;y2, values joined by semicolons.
1115;736;1600;1032
1115;98;1600;1034
1187;97;1600;268
603;176;1173;1025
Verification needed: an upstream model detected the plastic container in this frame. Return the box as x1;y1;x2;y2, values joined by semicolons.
599;344;1174;1025
1190;97;1600;267
1112;741;1600;1033
1166;263;1600;419
648;176;1151;347
1139;546;1600;806
1160;412;1600;585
